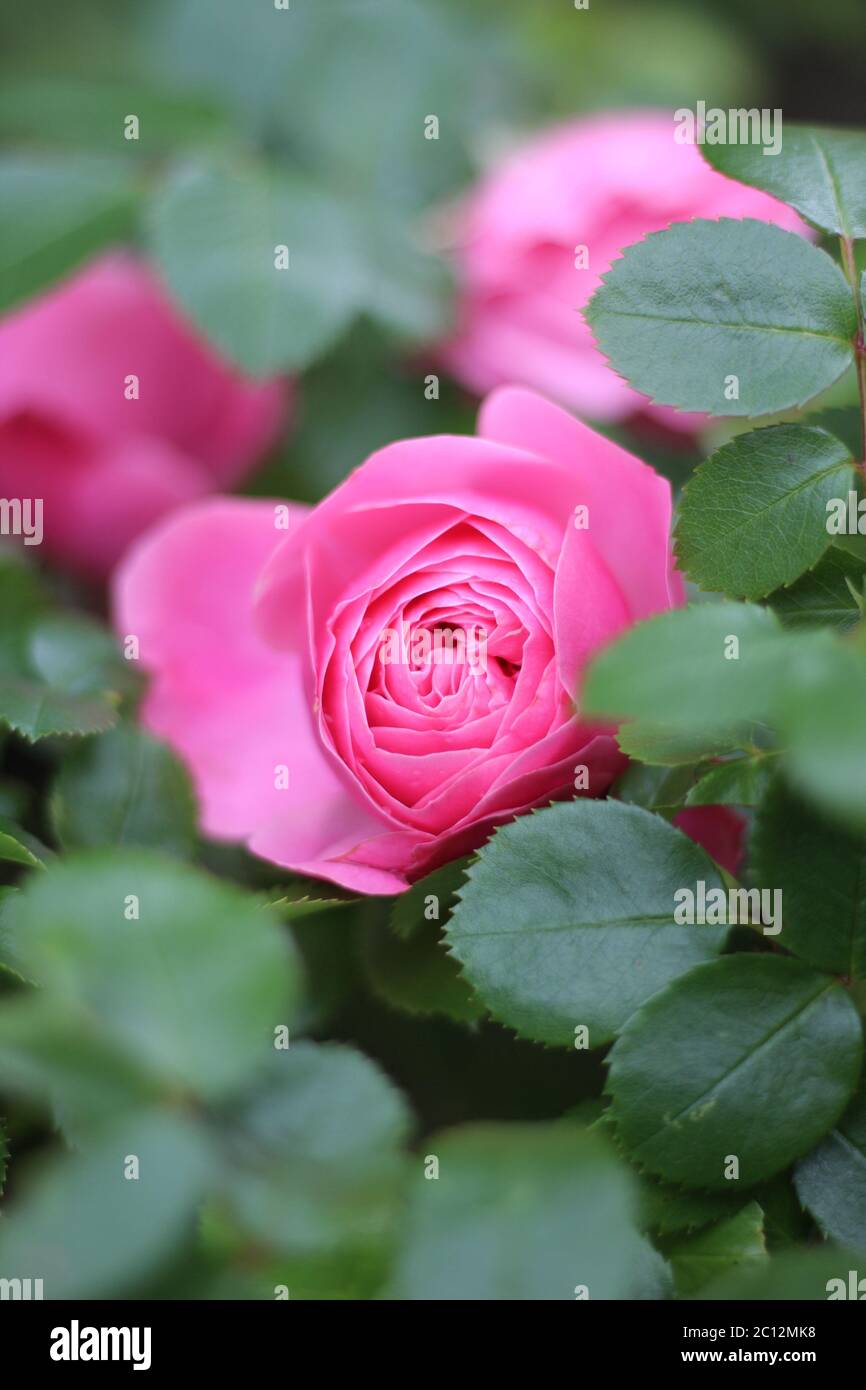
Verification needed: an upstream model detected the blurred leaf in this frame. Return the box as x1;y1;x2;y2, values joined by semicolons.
695;1243;862;1300
0;852;302;1101
249;326;474;504
0;154;137;312
0;825;43;869
703;125;866;239
27;614;140;699
51;725;197;856
674;425;853;599
663;1201;767;1297
583;602;792;737
391;859;472;941
0;1120;7;1198
0;997;162;1139
0;1111;212;1298
794;1081;866;1255
147;162;451;376
614;760;704;812
0;680;117;741
685;756;774;807
586;220;855;416
388;1123;671;1300
146;0;499;211
779;634;866;832
227;1042;410;1272
767;544;865;631
753;779;866;976
616;721;744;767
0;75;234;151
607;955;863;1190
446;801;727;1049
362;916;484;1025
0;595;129;743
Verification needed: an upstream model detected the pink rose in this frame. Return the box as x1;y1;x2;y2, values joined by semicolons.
440;112;807;427
115;387;685;895
0;254;287;578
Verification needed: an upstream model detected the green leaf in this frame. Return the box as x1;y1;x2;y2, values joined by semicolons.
446;800;728;1049
0;607;130;742
362;916;484;1024
768;544;865;631
636;1175;745;1237
616;721;743;767
614;761;704;813
794;1081;866;1255
582;601;791;737
391;859;472;941
685;756;774;807
389;1123;671;1300
607;955;863;1190
0;1112;211;1298
586;219;856;417
663;1201;767;1297
0;826;44;870
674;425;853;599
51;725;197;857
227;1043;410;1265
27;614;141;700
703;125;866;240
0;679;118;740
147;163;451;376
0;852;302;1101
695;1243;863;1300
0;154;138;312
0;997;162;1140
753;778;866;977
779;635;866;833
0;75;234;152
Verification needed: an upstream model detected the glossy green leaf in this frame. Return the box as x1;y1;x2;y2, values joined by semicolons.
768;544;865;631
586;219;855;416
607;955;863;1190
446;800;727;1049
703;125;866;240
794;1082;866;1255
664;1201;767;1297
674;425;853;599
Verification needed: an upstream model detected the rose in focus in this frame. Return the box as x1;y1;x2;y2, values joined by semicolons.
0;254;286;578
439;111;807;427
114;387;699;893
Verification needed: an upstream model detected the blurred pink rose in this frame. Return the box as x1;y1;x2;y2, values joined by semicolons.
673;805;745;878
115;387;687;894
440;112;807;428
0;254;287;578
